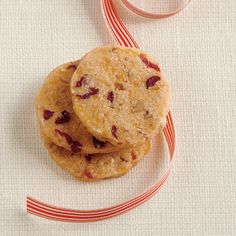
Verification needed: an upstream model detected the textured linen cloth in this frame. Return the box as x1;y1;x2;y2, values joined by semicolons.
0;0;236;235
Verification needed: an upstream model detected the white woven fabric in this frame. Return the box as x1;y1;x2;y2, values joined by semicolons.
1;0;236;235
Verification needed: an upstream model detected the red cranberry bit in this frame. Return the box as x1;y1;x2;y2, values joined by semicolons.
93;137;106;148
84;170;93;179
67;64;77;70
85;154;92;162
55;129;82;152
55;129;73;144
55;110;71;124
120;157;128;162
131;151;137;160
146;76;160;89
107;91;114;103
70;141;82;152
43;109;54;120
111;125;118;139
75;76;86;87
140;54;161;72
78;87;99;99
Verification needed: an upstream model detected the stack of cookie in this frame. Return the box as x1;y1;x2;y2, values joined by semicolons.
35;46;171;181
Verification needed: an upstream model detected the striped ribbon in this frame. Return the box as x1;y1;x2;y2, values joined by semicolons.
27;0;190;222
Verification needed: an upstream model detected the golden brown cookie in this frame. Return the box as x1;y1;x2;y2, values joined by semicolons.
71;46;171;146
40;126;151;181
35;61;126;154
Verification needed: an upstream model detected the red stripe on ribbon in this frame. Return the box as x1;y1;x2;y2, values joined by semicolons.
108;0;139;48
26;0;188;222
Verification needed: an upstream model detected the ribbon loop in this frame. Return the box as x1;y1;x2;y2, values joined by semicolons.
120;0;191;19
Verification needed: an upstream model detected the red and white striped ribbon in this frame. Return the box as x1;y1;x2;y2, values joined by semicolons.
27;0;189;222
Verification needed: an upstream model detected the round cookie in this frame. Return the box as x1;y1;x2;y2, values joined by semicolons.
35;61;126;154
71;46;171;146
39;126;151;181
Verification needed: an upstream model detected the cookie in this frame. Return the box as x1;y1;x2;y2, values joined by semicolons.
35;61;126;154
39;126;151;181
71;46;171;146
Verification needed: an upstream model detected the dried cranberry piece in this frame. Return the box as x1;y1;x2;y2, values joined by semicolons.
43;109;54;120
55;129;82;152
146;76;160;89
131;151;137;160
76;76;86;87
93;137;106;148
85;155;92;162
55;110;71;124
55;129;73;144
140;54;161;72
111;125;118;139
78;87;99;99
70;141;82;152
107;91;114;103
120;157;128;162
67;64;77;70
84;170;93;178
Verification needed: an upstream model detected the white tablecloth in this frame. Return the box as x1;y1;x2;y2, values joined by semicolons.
1;0;236;235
